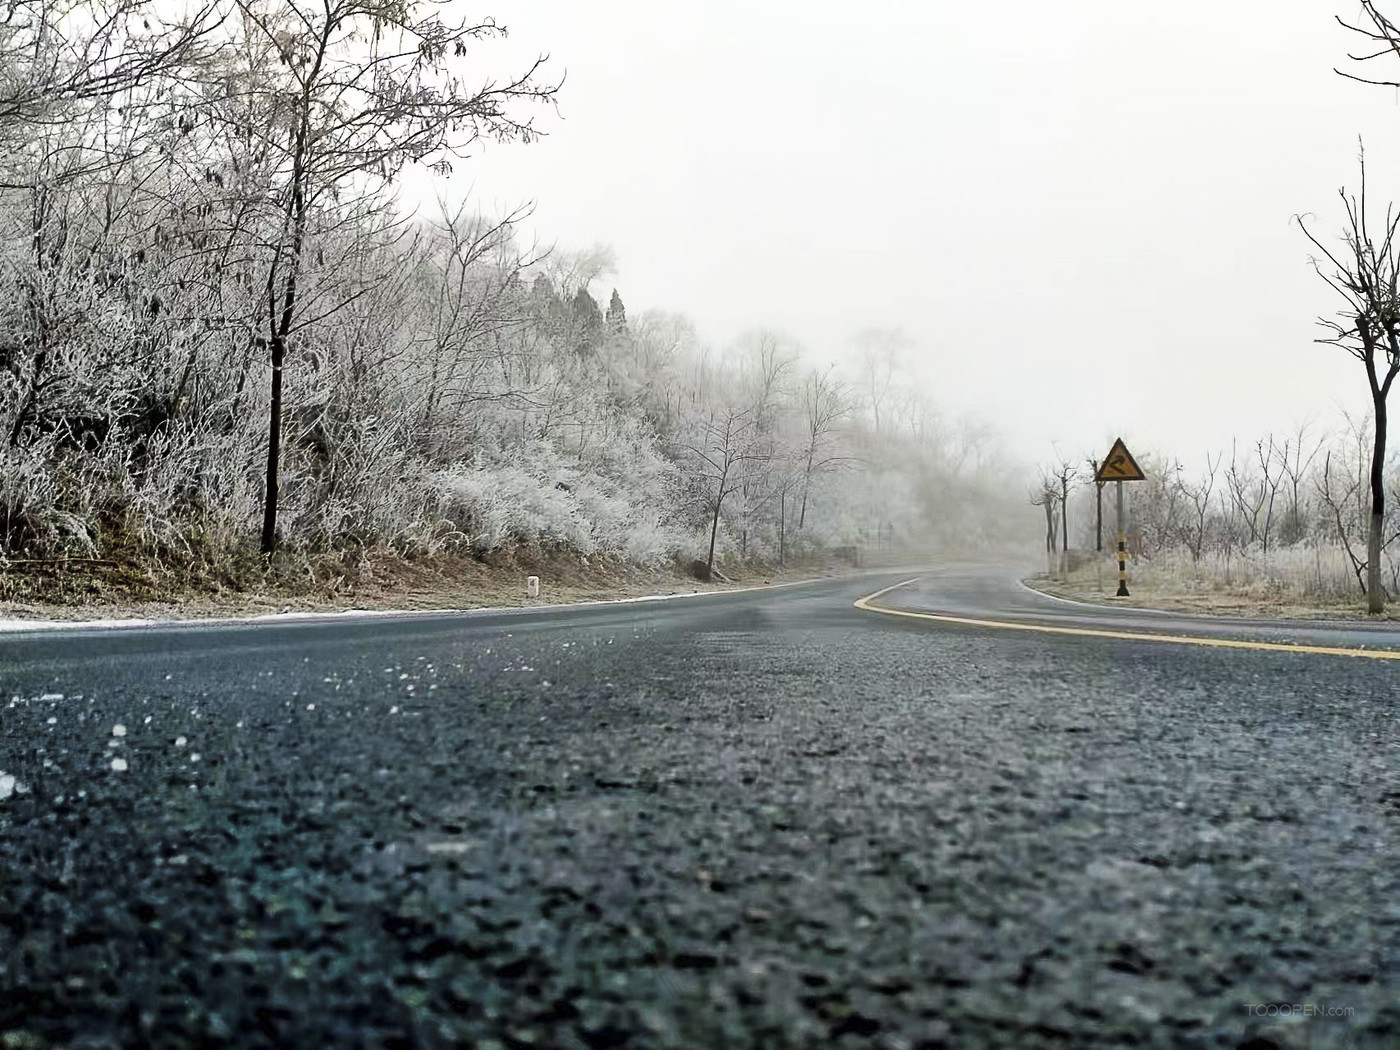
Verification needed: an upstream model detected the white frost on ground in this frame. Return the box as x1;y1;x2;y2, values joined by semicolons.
0;772;15;800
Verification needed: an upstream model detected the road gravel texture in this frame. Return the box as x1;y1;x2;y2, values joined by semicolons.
1;567;1398;1049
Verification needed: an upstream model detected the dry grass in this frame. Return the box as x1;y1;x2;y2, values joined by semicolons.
0;545;848;623
1027;546;1400;621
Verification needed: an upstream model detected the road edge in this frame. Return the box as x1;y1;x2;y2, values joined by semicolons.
0;566;929;635
854;578;1400;661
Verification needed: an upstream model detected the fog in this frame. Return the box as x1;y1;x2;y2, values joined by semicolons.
432;0;1400;466
10;0;1400;578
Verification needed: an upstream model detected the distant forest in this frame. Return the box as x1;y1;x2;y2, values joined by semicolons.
0;0;1025;586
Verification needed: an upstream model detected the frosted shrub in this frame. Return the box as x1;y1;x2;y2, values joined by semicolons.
0;447;53;551
618;512;688;566
431;463;688;563
433;467;588;553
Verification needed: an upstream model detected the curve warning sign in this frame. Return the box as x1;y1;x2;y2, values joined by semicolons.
1095;437;1145;482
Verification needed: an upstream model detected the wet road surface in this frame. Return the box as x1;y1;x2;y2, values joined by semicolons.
1;566;1397;1049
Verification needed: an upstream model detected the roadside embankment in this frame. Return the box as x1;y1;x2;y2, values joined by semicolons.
0;540;942;624
1025;546;1400;621
0;546;861;624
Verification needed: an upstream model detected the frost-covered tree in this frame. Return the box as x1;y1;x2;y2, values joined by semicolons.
605;288;626;333
200;0;557;551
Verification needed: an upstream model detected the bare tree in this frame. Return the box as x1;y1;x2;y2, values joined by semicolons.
676;402;762;580
851;327;905;435
0;0;224;148
1030;475;1059;577
197;0;558;553
1275;420;1324;545
1181;452;1220;566
1336;3;1400;87
1296;150;1400;611
406;202;542;455
732;331;795;558
1253;436;1284;554
1224;438;1268;550
796;365;851;529
1048;458;1077;570
1317;448;1370;596
1086;456;1104;552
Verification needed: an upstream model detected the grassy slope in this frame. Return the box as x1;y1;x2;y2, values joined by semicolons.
0;546;851;623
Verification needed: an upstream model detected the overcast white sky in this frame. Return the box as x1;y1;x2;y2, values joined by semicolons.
419;1;1400;468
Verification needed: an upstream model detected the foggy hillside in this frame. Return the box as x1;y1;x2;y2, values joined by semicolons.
0;2;1031;593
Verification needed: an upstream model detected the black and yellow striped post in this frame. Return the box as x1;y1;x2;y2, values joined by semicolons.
1115;479;1129;597
1094;437;1145;598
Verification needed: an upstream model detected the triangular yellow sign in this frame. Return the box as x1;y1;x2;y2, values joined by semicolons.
1095;437;1145;482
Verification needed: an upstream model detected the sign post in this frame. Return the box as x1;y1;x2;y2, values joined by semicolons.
1094;437;1146;597
1115;480;1127;596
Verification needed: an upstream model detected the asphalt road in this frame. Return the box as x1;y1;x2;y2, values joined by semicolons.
1;565;1398;1049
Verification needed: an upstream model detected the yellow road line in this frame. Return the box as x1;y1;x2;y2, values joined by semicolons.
853;578;1400;661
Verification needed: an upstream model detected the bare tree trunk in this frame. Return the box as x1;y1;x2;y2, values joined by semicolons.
1368;394;1387;613
260;139;309;553
1368;510;1383;612
1060;475;1069;552
1094;472;1103;552
261;337;285;553
1059;472;1069;575
707;498;723;579
706;461;730;579
798;446;815;529
779;488;786;568
1043;498;1056;576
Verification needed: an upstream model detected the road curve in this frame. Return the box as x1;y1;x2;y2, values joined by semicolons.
864;562;1400;655
1;566;1397;1049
